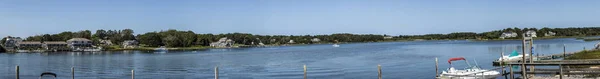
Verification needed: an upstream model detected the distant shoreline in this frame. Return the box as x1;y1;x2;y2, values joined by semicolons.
2;35;598;53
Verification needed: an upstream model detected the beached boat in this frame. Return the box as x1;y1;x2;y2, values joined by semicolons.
154;46;168;51
438;57;500;79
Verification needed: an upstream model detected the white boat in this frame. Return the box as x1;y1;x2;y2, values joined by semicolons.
73;47;102;52
154;46;168;51
495;50;530;62
438;57;500;79
332;44;340;47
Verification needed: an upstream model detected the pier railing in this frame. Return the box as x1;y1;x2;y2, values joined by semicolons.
505;59;600;79
12;64;385;79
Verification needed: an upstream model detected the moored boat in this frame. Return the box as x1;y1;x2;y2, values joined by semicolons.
493;50;530;65
438;57;500;79
332;44;340;47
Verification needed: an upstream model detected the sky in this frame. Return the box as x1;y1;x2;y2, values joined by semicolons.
1;0;600;37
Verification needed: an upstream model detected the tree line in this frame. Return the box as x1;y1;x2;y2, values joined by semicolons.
14;27;600;48
20;29;385;47
394;27;600;40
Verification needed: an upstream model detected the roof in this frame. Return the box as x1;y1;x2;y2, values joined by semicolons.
44;41;67;44
19;41;42;44
67;38;91;41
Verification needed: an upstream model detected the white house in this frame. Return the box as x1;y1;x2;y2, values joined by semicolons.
210;37;234;47
500;32;517;39
525;30;537;37
122;40;139;48
67;38;93;49
545;31;556;36
3;36;22;51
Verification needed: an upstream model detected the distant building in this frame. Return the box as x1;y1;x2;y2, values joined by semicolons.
500;32;517;39
44;41;69;51
3;36;22;51
18;41;43;50
67;38;93;49
210;37;234;47
122;40;139;48
545;31;556;36
525;30;537;37
98;39;113;46
311;38;321;43
383;36;393;39
288;40;295;44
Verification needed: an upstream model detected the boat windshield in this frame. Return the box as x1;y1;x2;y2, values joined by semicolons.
463;65;481;70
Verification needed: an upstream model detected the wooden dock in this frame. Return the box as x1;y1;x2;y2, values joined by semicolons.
505;59;600;79
493;47;586;66
485;36;600;79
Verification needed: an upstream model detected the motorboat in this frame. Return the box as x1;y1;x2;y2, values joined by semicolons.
494;50;530;65
438;57;501;79
332;44;340;47
154;46;168;51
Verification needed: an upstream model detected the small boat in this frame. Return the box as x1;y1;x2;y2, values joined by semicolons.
438;57;500;79
332;44;340;47
494;50;530;64
154;46;168;51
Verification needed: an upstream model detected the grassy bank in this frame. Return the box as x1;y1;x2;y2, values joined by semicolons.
565;49;600;60
564;49;600;77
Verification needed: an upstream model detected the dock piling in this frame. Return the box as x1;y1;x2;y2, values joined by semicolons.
529;39;534;77
378;64;382;79
521;36;527;79
563;44;566;57
15;65;19;79
215;66;219;79
435;57;439;77
304;65;307;79
559;64;563;79
509;64;513;79
131;70;135;79
72;67;75;79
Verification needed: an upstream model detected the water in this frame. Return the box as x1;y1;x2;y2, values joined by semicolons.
1;38;598;79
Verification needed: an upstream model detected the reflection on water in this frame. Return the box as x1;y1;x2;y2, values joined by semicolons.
0;38;598;79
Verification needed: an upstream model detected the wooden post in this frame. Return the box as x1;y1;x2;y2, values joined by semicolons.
563;44;566;57
15;65;19;79
215;66;219;79
529;39;534;77
131;70;135;79
501;52;504;65
304;65;307;79
435;57;439;77
567;66;570;77
501;51;507;79
559;64;563;79
521;37;527;79
378;64;382;79
72;67;75;79
529;39;533;63
504;69;508;79
509;64;514;79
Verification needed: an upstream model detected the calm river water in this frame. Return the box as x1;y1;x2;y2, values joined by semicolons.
1;38;599;79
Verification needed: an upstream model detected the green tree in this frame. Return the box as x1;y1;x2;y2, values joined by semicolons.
137;32;163;47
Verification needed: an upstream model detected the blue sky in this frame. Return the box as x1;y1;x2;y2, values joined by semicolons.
1;0;600;37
